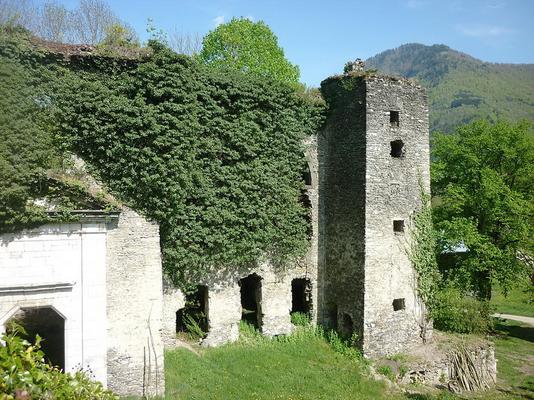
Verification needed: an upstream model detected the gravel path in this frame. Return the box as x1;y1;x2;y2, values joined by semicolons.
493;313;534;326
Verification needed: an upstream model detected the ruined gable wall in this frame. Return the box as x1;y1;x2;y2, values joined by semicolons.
161;136;319;348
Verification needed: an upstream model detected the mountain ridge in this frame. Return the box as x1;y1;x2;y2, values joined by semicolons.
365;43;534;132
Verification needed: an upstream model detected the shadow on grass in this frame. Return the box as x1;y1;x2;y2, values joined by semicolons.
496;386;534;400
404;393;456;400
493;320;534;343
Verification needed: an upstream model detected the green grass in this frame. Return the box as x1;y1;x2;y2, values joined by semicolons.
490;319;534;399
158;321;534;400
164;325;400;400
491;280;534;317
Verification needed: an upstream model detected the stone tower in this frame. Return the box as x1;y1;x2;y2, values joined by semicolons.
319;72;430;357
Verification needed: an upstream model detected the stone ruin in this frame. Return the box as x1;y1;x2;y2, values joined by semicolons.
163;71;432;358
0;207;165;397
1;67;463;397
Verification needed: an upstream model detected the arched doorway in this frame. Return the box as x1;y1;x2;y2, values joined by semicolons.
7;306;65;370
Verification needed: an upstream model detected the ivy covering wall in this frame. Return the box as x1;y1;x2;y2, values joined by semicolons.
0;29;325;288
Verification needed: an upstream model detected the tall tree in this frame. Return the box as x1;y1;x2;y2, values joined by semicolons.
0;0;38;31
70;0;116;44
169;29;202;56
198;17;300;86
37;1;71;42
431;120;534;299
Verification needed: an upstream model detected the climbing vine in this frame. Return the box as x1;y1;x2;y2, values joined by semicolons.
407;182;441;312
1;28;324;289
49;40;323;288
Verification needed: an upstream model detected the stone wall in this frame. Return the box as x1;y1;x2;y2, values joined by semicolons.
162;137;319;348
106;208;165;397
399;334;497;391
0;221;109;385
320;73;430;356
319;76;367;338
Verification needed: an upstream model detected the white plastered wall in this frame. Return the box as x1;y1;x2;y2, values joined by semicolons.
0;222;108;385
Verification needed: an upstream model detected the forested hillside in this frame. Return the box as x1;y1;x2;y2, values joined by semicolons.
366;43;534;132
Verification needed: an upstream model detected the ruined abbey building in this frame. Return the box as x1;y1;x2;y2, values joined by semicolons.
1;35;430;397
163;69;431;358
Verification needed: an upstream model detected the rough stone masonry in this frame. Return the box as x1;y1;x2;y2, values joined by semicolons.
163;70;431;359
319;71;431;357
0;66;432;399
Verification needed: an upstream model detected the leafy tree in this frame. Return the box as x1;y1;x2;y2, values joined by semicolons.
432;120;534;299
99;22;139;48
198;17;300;87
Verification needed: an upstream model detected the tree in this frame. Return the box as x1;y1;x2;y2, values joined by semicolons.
169;29;202;56
198;17;300;86
99;22;139;48
70;0;117;44
431;120;534;300
37;0;71;42
0;0;38;30
0;0;132;45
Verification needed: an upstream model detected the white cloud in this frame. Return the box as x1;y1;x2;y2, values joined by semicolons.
457;24;515;38
213;15;225;27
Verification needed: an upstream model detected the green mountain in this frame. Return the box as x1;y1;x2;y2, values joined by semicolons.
366;43;534;132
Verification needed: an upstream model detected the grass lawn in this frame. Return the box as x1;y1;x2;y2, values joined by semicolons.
489;319;534;399
160;321;534;400
491;280;534;317
164;326;401;400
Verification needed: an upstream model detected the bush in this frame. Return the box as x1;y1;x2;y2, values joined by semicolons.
431;287;493;334
0;325;117;400
290;311;311;327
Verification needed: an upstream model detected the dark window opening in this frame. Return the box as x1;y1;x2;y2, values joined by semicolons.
302;162;312;186
176;285;209;337
327;304;338;330
393;298;406;311
393;219;405;233
390;140;405;158
300;190;313;240
7;307;65;370
291;278;312;316
390;110;400;127
239;274;262;329
339;313;353;339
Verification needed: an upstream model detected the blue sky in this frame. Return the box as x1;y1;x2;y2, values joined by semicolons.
57;0;534;86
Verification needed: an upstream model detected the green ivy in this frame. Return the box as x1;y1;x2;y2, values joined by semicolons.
407;183;441;312
50;41;324;289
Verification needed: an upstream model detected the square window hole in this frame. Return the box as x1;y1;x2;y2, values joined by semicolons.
390;140;405;158
390;110;399;127
393;220;405;233
393;298;405;311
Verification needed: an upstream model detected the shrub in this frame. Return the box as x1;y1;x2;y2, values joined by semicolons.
0;325;117;400
183;313;207;341
290;311;311;327
431;286;493;334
